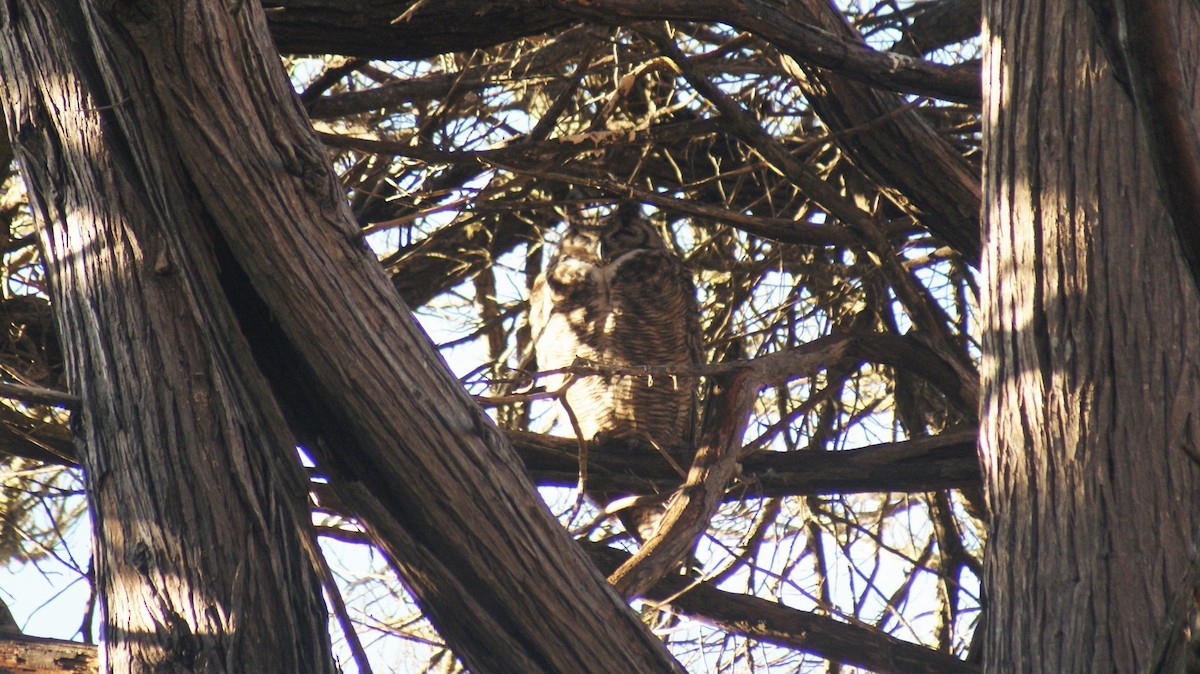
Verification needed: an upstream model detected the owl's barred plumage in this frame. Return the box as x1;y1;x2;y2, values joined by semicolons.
530;205;702;540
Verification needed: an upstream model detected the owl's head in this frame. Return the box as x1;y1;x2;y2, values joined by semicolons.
557;203;664;263
597;203;665;261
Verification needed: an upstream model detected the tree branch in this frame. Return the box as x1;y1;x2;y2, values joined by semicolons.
265;0;575;60
587;542;981;674
1102;0;1200;292
265;0;980;104
512;427;981;496
602;330;977;598
891;0;982;57
607;365;756;598
565;0;980;104
0;632;98;674
774;0;982;262
0;382;78;410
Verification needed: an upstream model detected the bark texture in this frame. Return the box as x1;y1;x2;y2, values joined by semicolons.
0;633;98;673
0;1;682;673
0;2;335;673
981;0;1200;670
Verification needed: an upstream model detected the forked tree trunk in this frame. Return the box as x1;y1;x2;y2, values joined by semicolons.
981;1;1200;671
0;2;682;673
0;3;335;673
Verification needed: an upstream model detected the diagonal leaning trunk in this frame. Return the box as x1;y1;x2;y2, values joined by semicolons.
0;1;682;672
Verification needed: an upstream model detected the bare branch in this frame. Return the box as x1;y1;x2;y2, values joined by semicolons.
267;0;980;103
587;542;981;674
0;633;98;674
512;427;981;496
0;382;78;410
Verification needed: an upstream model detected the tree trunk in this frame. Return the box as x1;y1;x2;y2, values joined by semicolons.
0;3;335;673
981;0;1200;670
2;1;683;673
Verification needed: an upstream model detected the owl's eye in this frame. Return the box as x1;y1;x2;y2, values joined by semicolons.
560;230;601;258
601;224;651;259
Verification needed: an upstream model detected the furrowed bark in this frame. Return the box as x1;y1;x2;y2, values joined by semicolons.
0;2;335;672
981;0;1200;670
67;1;683;672
0;632;98;673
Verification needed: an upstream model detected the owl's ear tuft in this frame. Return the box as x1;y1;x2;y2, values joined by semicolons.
613;201;642;225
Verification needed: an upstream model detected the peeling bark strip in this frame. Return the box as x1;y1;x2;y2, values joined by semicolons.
0;2;335;673
9;1;681;673
981;0;1200;671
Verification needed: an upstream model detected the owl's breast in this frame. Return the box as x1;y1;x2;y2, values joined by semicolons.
531;231;701;448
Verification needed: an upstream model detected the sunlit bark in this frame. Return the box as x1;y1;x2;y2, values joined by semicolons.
0;3;335;671
981;0;1200;670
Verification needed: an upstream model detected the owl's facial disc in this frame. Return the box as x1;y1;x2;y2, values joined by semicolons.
558;228;602;261
600;218;660;261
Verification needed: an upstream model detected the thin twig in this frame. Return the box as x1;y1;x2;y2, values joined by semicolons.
312;537;376;674
0;382;79;410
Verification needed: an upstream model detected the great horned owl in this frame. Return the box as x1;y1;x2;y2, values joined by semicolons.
529;204;702;540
